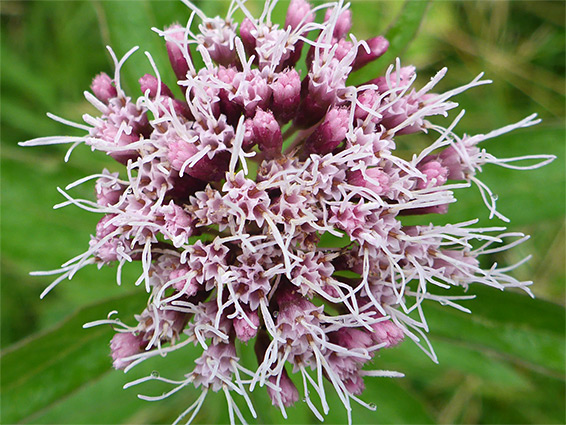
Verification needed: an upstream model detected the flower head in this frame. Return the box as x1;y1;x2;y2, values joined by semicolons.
21;0;555;424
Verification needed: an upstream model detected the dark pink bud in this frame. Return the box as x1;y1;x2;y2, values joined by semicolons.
304;107;349;155
344;374;365;395
370;65;416;93
95;175;125;207
401;203;449;216
293;95;330;129
285;0;314;31
170;266;200;297
169;143;230;181
90;214;122;263
239;18;257;56
354;89;381;121
433;250;480;278
139;74;174;98
99;123;140;165
163;202;194;244
293;75;337;129
165;24;191;81
325;7;352;39
270;69;301;123
331;328;373;350
334;38;354;61
347;168;390;196
217;66;243;125
251;109;282;158
346;169;365;186
95;214;118;239
267;369;300;407
370;319;404;348
243;118;255;149
110;332;143;370
189;150;231;182
439;145;471;180
353;36;389;71
234;309;260;342
91;73;117;103
168;139;198;172
166;169;206;199
217;66;238;87
170;99;194;121
417;160;448;189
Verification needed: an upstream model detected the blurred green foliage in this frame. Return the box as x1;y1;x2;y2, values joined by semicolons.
1;1;564;424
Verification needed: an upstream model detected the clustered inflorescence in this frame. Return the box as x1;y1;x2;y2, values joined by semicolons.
22;0;554;423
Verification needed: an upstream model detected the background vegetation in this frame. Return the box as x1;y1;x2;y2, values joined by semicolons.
1;1;564;424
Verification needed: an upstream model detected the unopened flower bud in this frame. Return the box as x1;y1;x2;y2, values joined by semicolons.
417;160;448;189
353;36;389;71
95;214;118;239
240;18;257;56
347;168;390;196
304;107;349;155
285;0;314;31
334;38;354;61
270;69;301;123
325;7;352;39
370;319;404;348
168;139;198;172
354;89;381;121
91;73;117;103
162;202;194;246
139;74;174;98
243;118;255;149
217;66;243;124
98;123;140;165
371;65;416;93
293;74;338;128
267;369;300;407
110;332;143;370
95;172;125;207
190;151;231;182
165;24;191;81
439;145;477;180
332;327;373;350
344;374;365;395
250;109;283;158
168;140;230;182
170;266;200;297
233;309;260;342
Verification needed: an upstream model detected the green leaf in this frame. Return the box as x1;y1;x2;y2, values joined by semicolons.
425;285;565;377
379;338;532;397
94;0;177;95
376;287;565;424
379;0;431;70
437;123;566;228
29;339;204;425
0;291;146;424
0;42;57;111
29;337;437;425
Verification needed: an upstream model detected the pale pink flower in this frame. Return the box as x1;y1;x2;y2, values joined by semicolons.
21;1;555;424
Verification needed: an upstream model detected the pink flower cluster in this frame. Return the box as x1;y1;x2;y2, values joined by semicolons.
22;0;554;423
